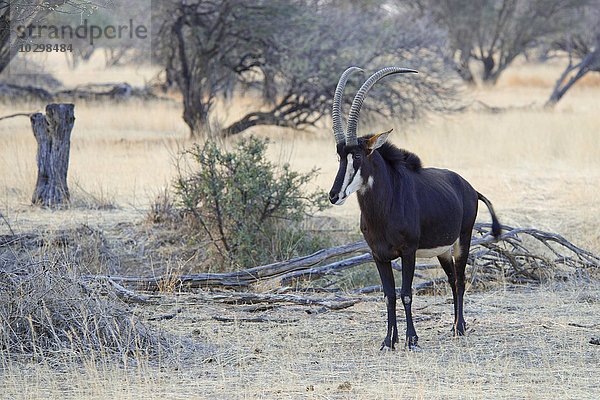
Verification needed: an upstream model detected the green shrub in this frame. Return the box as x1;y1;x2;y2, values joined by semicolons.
175;137;330;270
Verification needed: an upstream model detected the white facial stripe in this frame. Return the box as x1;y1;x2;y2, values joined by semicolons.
335;153;355;202
336;154;370;202
345;168;363;196
339;154;354;195
333;155;354;205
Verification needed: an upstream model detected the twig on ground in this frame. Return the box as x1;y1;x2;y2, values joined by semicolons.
212;315;299;323
200;292;361;310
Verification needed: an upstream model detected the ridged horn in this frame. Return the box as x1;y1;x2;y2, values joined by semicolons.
332;66;363;145
345;67;418;146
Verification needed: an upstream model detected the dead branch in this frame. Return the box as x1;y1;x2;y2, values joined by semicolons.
213;315;300;323
471;223;600;282
0;112;33;122
148;309;182;321
203;292;361;310
278;253;372;285
8;223;599;293
106;279;152;304
279;253;437;285
467;100;538;114
351;278;448;295
89;240;370;290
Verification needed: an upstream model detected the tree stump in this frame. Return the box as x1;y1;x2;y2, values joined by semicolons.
31;103;75;207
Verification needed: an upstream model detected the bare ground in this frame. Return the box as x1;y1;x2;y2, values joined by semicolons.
1;283;599;399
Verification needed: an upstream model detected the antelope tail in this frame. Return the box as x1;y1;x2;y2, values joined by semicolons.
477;192;501;239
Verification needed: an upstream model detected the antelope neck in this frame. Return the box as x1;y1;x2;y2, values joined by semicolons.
357;151;398;221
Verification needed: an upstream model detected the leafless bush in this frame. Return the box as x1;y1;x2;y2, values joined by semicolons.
0;255;185;363
147;187;181;225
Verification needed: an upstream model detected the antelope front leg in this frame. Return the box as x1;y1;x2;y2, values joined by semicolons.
401;252;419;350
375;259;398;350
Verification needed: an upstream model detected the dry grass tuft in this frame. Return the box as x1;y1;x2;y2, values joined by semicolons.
146;187;180;225
0;258;171;361
0;224;213;368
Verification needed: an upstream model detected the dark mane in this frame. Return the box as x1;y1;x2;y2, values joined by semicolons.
361;135;422;172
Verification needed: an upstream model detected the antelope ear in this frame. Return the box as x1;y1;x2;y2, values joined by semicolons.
367;128;393;152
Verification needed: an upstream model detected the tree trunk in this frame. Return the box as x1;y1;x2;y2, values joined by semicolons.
0;1;60;75
171;15;213;137
545;48;600;108
481;55;496;84
182;91;210;137
31;103;75;207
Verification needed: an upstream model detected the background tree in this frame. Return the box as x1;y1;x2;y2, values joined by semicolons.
0;1;111;75
221;3;459;136
154;0;459;137
153;0;285;136
416;0;581;85
546;0;600;106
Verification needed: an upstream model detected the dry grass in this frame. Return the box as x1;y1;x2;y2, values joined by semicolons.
498;57;600;89
1;59;600;399
0;259;171;360
0;226;210;359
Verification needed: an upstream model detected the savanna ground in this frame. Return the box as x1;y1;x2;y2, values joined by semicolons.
1;56;599;399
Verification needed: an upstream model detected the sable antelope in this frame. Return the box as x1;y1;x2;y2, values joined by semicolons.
329;66;501;350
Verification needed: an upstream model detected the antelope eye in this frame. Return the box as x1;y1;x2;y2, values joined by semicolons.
353;153;361;161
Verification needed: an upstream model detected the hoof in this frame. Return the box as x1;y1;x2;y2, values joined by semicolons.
380;344;395;352
453;322;467;336
405;335;419;351
406;343;422;352
380;338;396;351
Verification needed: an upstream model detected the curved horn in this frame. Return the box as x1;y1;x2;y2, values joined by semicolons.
332;66;363;145
345;67;418;146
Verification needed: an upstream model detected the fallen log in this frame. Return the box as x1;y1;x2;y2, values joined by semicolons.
0;83;53;101
48;224;600;291
94;240;370;290
0;82;168;103
279;253;372;285
278;253;438;285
